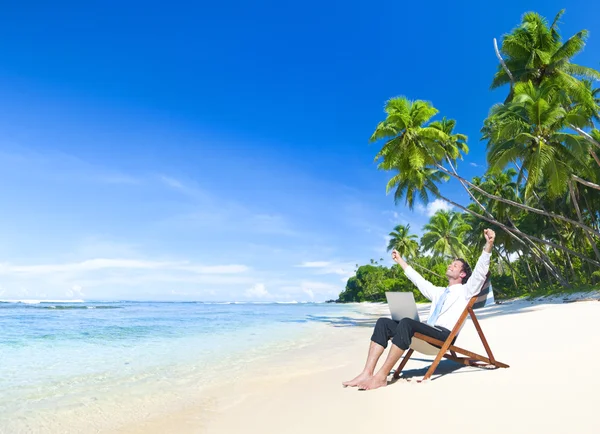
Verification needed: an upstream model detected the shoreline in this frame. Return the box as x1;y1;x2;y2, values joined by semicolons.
333;288;600;305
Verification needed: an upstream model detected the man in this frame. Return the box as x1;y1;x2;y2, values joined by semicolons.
342;228;495;390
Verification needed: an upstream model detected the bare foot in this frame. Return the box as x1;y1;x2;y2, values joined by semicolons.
357;375;388;390
342;373;371;387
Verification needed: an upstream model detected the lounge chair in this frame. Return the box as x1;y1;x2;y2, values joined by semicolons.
392;272;509;381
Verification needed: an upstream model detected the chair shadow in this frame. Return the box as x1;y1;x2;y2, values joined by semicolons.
389;359;466;383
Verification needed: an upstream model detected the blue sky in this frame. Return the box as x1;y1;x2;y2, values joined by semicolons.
0;1;598;301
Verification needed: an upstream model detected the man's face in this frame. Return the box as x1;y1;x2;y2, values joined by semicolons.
446;260;465;281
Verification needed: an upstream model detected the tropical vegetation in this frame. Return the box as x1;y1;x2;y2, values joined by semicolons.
338;10;600;303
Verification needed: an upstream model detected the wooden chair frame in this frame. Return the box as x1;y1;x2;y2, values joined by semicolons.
392;275;509;382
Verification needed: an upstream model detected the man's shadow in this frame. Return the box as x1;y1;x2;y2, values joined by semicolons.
388;359;466;383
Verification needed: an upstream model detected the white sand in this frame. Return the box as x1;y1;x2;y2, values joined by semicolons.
119;296;600;434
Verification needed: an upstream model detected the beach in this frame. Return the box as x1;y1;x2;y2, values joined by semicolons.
3;296;599;433
122;295;600;434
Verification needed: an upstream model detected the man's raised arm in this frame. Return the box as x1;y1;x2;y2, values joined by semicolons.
391;250;438;301
464;229;495;298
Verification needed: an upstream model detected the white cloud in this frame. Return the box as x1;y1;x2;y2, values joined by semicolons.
508;251;520;262
0;259;250;276
66;285;84;298
0;148;142;185
279;280;341;299
158;176;299;237
245;283;270;298
303;288;315;299
469;162;482;168
295;260;355;282
298;261;331;268
417;199;453;217
160;175;185;190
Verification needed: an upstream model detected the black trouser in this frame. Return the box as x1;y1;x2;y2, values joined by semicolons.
371;317;451;350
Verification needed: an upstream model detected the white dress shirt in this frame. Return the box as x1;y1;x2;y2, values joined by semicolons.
403;250;491;331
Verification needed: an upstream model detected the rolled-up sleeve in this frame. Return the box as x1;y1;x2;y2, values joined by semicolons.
404;266;440;301
464;250;492;299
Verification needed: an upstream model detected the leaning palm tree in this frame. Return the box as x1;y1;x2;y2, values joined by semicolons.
386;224;419;259
372;98;573;285
421;211;471;260
492;10;600;154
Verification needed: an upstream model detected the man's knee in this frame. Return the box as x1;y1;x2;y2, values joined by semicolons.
375;317;387;329
371;317;395;348
392;318;415;350
374;317;396;332
396;318;415;333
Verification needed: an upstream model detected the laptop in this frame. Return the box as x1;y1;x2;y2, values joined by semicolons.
385;292;420;322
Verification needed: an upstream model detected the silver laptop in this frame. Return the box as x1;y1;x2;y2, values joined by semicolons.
385;292;420;322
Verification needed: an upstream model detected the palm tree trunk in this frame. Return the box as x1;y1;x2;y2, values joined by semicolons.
572;175;600;191
411;262;445;280
496;247;519;291
507;214;598;267
515;163;580;278
440;158;586;277
589;149;600;168
434;162;600;238
533;263;542;284
517;250;539;288
433;193;571;287
569;180;600;262
582;193;599;232
572;125;600;153
494;38;514;101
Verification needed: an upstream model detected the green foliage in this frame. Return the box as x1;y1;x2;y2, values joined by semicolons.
421;211;471;259
340;10;600;304
337;262;431;303
387;224;419;259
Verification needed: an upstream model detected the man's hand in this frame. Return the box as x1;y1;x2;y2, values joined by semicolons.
484;229;495;253
391;249;409;270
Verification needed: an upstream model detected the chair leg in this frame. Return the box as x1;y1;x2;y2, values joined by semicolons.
469;307;497;364
392;349;414;379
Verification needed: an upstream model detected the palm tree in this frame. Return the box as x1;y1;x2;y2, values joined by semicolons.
386;224;419;259
486;81;590;198
371;97;449;171
421;211;471;259
371;98;573;285
429;117;469;162
477;169;519;221
492;10;600;101
492;10;600;154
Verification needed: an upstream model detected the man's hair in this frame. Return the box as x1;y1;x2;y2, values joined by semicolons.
455;258;472;284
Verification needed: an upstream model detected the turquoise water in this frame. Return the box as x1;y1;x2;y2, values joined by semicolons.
0;300;371;432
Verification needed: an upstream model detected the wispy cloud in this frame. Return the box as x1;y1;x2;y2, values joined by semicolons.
0;259;250;276
0;148;142;185
279;280;342;300
296;260;355;282
469;162;483;168
160;175;185;190
158;174;210;201
417;199;453;217
298;261;331;268
158;175;300;236
0;258;256;300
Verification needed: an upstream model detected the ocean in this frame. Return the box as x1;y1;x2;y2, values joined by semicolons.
0;299;376;432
